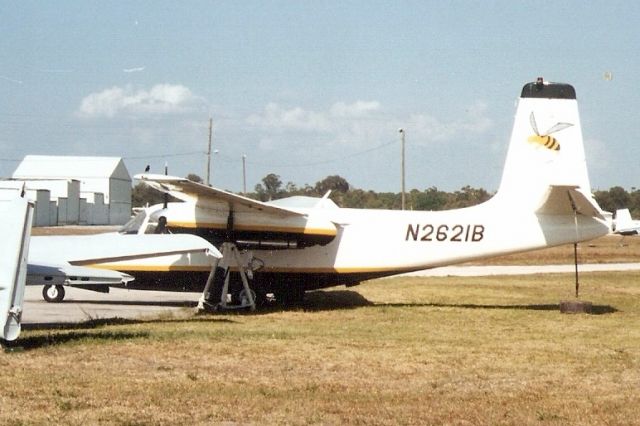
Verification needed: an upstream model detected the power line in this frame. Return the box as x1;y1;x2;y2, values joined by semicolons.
0;139;397;170
122;151;205;160
242;139;397;168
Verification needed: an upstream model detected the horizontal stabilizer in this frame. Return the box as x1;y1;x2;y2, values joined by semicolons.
536;185;607;220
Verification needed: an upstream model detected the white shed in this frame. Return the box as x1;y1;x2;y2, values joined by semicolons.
0;181;53;226
12;155;132;225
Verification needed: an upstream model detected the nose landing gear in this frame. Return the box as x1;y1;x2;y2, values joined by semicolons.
42;284;66;303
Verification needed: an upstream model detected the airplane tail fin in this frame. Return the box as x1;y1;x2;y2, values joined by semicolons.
614;208;633;231
494;80;601;216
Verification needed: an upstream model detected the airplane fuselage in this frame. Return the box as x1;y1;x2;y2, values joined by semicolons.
120;194;608;297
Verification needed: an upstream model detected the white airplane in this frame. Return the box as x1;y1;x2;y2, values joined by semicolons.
0;188;222;341
613;208;640;236
123;79;610;310
28;233;221;303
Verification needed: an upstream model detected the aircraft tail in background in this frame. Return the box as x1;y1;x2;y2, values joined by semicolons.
613;208;640;236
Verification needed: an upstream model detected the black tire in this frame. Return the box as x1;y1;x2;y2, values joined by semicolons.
42;285;65;303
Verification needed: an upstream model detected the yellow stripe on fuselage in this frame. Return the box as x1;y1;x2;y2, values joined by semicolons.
168;221;337;237
77;264;214;272
73;264;409;275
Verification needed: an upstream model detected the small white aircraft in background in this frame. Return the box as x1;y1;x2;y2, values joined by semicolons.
613;208;640;236
0;188;222;341
128;79;611;310
29;233;220;303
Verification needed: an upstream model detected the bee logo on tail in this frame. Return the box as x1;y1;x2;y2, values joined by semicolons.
528;112;573;151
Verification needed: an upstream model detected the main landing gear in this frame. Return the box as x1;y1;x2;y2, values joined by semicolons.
197;242;260;312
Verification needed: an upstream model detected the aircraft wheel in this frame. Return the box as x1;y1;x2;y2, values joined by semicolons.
237;288;256;306
237;287;268;308
42;285;65;303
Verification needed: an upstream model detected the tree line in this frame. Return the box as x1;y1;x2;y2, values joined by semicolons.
252;173;492;210
132;172;640;216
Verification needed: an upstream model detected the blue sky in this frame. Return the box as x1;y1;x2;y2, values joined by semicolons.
1;1;638;193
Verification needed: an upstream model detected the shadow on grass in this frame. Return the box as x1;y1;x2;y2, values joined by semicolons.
380;302;618;315
9;316;238;352
188;290;374;316
299;290;374;311
255;291;619;315
57;290;618;316
5;329;151;352
22;316;237;331
57;290;370;312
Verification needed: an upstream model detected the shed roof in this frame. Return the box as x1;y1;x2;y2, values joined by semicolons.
12;155;131;181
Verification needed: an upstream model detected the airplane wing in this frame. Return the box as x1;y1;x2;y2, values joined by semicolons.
134;174;339;246
29;233;221;271
135;174;306;217
0;192;32;341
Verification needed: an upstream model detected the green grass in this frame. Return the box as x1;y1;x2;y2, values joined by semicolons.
2;272;640;425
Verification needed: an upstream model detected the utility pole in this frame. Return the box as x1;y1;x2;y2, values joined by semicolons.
242;154;247;195
206;118;213;186
399;128;406;210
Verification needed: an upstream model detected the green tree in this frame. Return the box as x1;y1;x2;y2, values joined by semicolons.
447;186;491;209
315;175;350;195
628;188;640;218
186;173;203;183
594;186;629;213
413;186;449;211
254;173;284;201
131;183;167;207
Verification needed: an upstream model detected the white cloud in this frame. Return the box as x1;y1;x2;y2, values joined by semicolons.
245;99;493;152
246;103;332;132
76;84;204;118
246;100;382;135
330;101;381;118
123;66;145;73
406;113;456;142
406;101;493;144
461;101;492;133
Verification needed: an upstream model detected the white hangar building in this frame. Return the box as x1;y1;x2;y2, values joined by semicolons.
12;155;132;225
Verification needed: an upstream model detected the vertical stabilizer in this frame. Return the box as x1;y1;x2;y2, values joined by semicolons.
495;80;593;211
614;209;633;229
0;192;33;341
